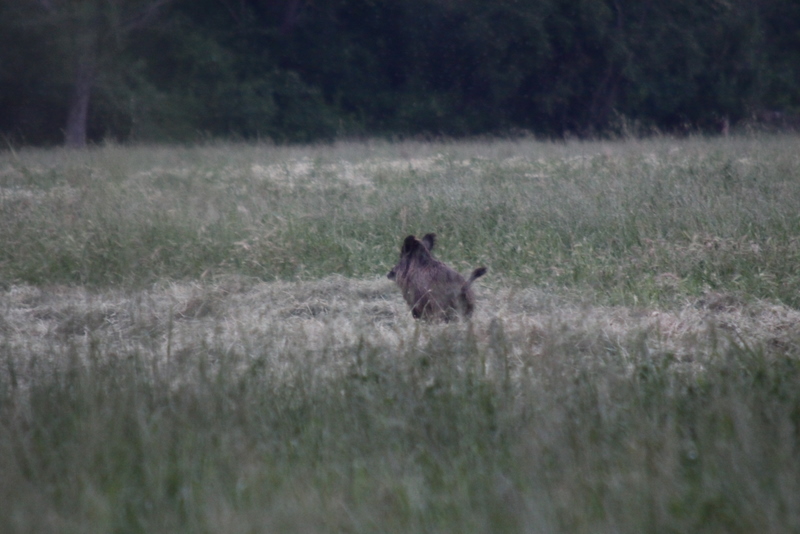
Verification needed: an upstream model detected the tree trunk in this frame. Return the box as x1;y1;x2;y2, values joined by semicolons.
65;53;96;148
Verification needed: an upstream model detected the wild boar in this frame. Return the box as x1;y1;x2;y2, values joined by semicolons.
388;233;486;321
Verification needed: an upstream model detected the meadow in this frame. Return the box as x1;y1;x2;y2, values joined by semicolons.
1;135;799;533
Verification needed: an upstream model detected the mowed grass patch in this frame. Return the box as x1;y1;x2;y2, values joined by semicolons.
1;278;800;533
2;136;800;305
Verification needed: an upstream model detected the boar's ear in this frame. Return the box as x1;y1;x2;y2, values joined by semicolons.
422;233;436;251
401;235;420;256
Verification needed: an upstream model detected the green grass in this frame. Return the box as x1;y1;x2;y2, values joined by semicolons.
3;136;800;304
1;135;800;532
2;302;799;533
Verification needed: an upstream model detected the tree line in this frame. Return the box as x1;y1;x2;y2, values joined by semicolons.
1;0;799;147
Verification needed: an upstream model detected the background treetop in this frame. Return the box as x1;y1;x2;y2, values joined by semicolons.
1;0;799;146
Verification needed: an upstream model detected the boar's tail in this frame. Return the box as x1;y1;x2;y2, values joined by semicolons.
463;267;487;291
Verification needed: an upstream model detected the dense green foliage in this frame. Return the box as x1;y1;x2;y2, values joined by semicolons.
2;0;800;145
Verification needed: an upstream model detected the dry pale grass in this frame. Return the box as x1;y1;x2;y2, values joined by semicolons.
4;276;798;387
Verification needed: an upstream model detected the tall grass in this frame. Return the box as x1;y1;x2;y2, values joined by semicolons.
2;136;799;305
1;135;800;532
2;300;799;533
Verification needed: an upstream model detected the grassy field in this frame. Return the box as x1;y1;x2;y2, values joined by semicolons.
1;135;800;533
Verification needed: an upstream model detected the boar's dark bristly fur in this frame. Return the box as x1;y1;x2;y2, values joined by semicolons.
388;233;487;321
